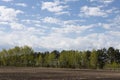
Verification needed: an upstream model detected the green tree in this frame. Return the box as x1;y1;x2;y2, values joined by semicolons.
21;46;34;66
36;54;43;66
0;50;6;66
107;47;115;64
97;48;107;69
81;51;91;68
90;50;98;69
115;49;120;63
59;50;69;68
69;51;82;68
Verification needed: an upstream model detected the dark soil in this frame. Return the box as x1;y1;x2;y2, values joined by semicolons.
0;67;120;80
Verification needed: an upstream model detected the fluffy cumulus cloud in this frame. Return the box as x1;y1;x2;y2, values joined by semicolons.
0;31;31;48
80;6;107;17
0;5;25;31
43;17;61;24
0;6;23;22
41;0;69;15
0;25;45;49
10;22;25;30
79;5;118;17
0;6;44;49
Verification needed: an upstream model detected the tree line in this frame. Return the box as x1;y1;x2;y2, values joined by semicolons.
0;46;120;69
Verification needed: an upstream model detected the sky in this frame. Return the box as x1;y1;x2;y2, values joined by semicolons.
0;0;120;51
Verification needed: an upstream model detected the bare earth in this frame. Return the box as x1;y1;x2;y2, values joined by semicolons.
0;67;120;80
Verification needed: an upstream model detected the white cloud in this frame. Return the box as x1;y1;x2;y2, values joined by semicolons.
43;17;61;24
37;17;120;50
112;15;120;29
0;26;45;49
64;20;85;25
0;22;9;25
55;11;70;15
0;6;24;22
21;19;41;28
64;0;79;2
32;6;35;9
80;6;107;17
41;0;69;15
52;24;94;34
102;23;111;29
96;23;107;30
0;6;25;31
108;31;120;37
22;19;41;24
90;0;114;4
0;20;120;51
42;17;85;26
62;0;79;3
15;3;27;7
10;22;25;30
38;30;120;50
0;6;43;48
0;0;119;51
1;0;13;2
100;15;120;30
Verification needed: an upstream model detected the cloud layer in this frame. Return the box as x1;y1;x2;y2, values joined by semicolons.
0;0;120;51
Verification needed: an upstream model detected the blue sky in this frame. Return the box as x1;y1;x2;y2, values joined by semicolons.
0;0;120;51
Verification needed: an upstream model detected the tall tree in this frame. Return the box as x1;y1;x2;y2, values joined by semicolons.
107;47;115;64
97;48;107;69
81;51;91;68
90;50;98;69
59;50;69;68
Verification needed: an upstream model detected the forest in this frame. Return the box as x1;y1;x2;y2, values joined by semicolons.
0;46;120;69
